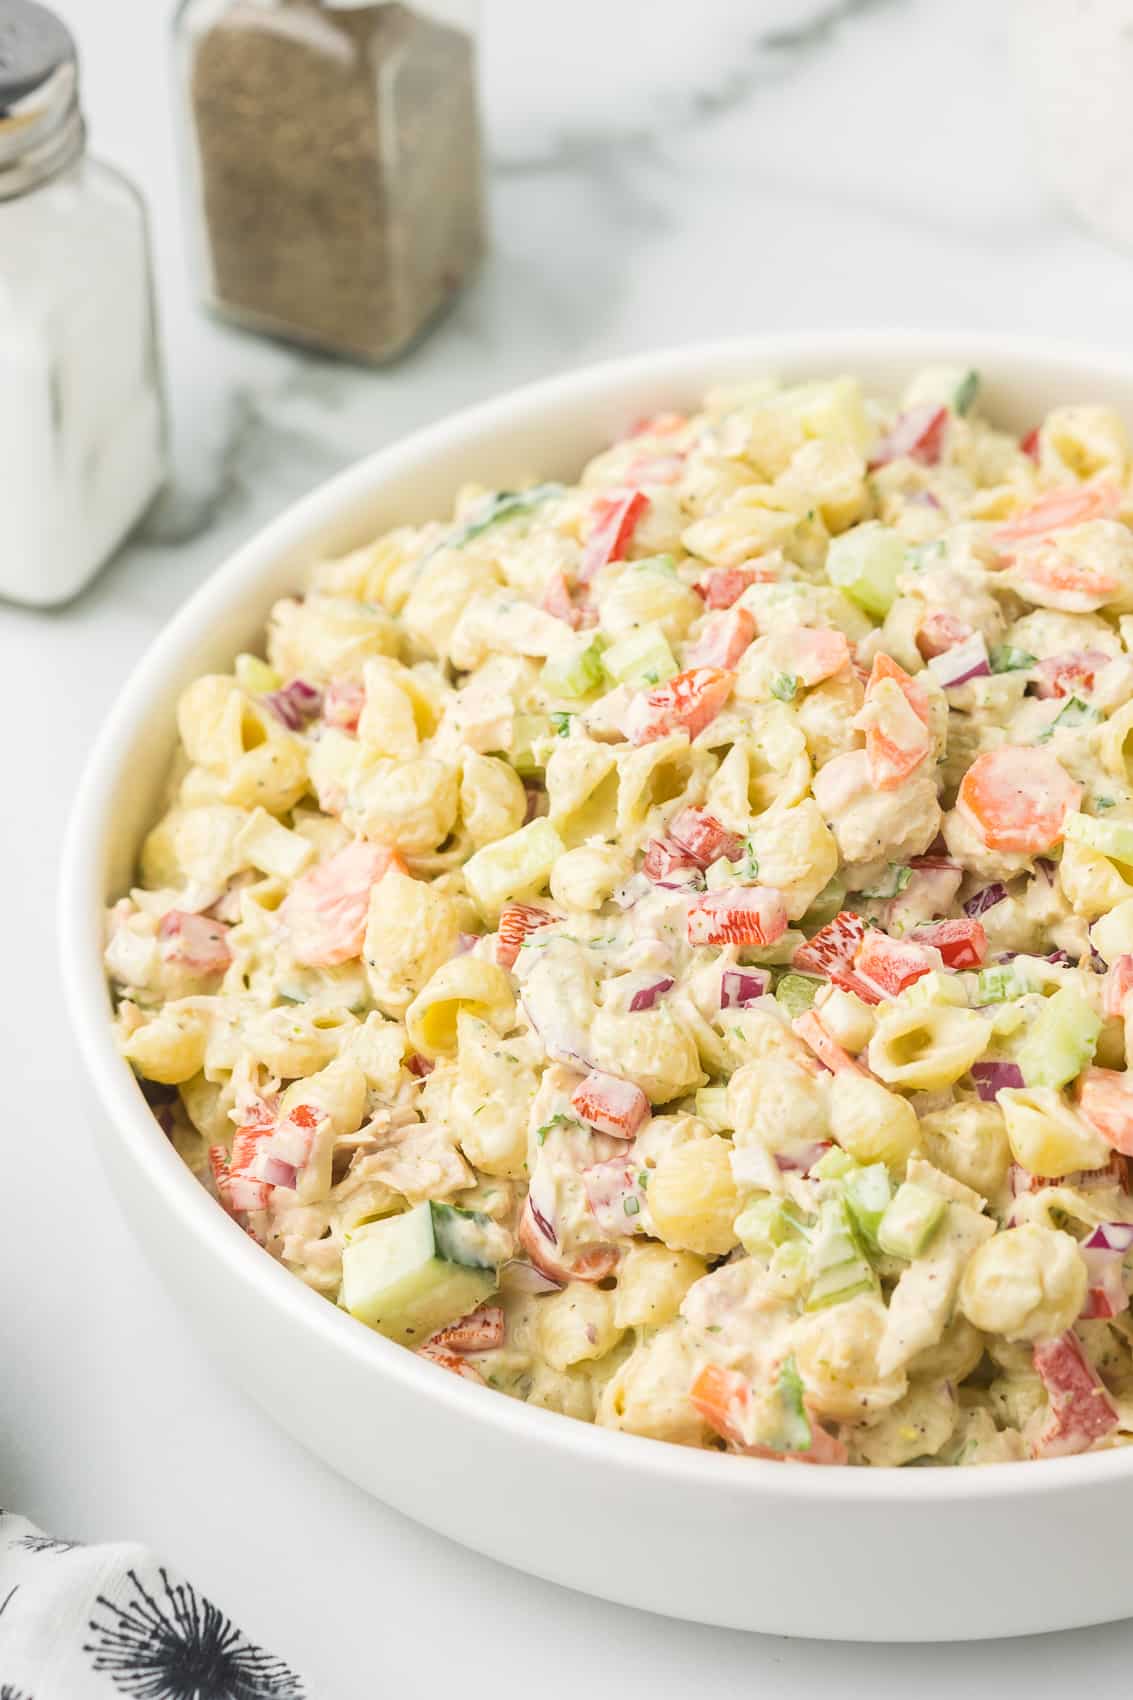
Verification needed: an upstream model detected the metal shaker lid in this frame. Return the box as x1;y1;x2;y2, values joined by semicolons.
0;0;84;201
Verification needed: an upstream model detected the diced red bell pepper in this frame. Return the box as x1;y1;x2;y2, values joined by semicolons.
667;807;744;869
624;666;734;745
909;917;988;969
579;489;650;583
1031;1331;1118;1458
1033;650;1111;700
685;607;756;670
158;910;232;976
868;404;948;470
570;1070;650;1139
497;902;555;969
686;886;788;949
1020;426;1041;463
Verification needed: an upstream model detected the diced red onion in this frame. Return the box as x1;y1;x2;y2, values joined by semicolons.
720;968;770;1008
971;1060;1024;1101
774;1141;832;1174
259;1156;298;1190
927;632;991;689
612;874;651;910
1045;950;1073;967
1034;858;1057;884
523;782;548;824
263;678;322;730
1089;947;1108;975
964;883;1008;918
1081;1246;1129;1320
1085;1222;1133;1252
455;932;480;955
629;976;675;1012
500;1258;563;1295
406;1053;434;1078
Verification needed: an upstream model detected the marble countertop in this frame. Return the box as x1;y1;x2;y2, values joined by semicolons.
10;0;1133;1691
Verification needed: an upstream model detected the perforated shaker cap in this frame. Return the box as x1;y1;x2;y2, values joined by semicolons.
0;0;84;200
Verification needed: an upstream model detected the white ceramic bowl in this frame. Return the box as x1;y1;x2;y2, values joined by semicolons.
62;332;1133;1642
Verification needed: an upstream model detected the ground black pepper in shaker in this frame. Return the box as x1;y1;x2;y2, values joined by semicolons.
175;0;484;362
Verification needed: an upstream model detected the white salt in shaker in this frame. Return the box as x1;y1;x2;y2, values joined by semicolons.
0;0;166;606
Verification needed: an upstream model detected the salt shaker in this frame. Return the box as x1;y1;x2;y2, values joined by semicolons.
174;0;485;363
0;0;166;607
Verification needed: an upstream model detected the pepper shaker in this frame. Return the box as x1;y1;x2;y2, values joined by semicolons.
174;0;485;364
0;0;166;606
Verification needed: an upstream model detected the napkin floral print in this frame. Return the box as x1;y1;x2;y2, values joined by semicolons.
0;1514;305;1699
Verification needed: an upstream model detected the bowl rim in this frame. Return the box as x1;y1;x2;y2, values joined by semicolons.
61;327;1133;1505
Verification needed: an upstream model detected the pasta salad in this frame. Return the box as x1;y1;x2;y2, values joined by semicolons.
107;368;1133;1466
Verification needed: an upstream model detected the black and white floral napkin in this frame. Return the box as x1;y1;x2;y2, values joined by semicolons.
0;1512;307;1699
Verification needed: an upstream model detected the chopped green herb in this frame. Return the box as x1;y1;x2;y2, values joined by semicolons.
535;1112;574;1145
1095;796;1117;811
549;711;574;737
1037;696;1101;741
953;370;980;416
442;483;565;552
770;671;799;702
861;864;912;900
990;645;1037;675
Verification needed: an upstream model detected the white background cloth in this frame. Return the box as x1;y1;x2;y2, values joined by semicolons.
8;0;1133;1694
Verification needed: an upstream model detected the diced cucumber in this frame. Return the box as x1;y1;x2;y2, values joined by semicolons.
694;1086;731;1133
775;972;822;1018
429;1202;499;1269
843;1163;892;1252
509;712;552;776
463;817;565;920
989;645;1036;675
824;523;908;619
541;637;606;700
806;1197;877;1310
1016;984;1102;1091
1064;811;1133;868
235;652;282;694
876;1182;946;1259
601;622;678;689
340;1202;497;1345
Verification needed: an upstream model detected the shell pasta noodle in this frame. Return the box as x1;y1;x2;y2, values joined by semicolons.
108;366;1133;1467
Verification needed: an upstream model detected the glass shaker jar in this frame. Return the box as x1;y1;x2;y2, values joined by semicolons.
174;0;485;364
0;0;166;607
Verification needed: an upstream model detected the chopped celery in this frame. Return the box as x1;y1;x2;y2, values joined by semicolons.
1037;696;1101;742
1016;984;1102;1090
463;818;565;920
235;652;281;694
509;712;552;776
776;972;822;1018
735;1196;797;1255
804;878;848;930
843;1163;892;1251
695;1086;731;1133
1064;811;1133;867
601;622;678;689
806;1197;877;1310
989;645;1036;675
812;1147;857;1181
877;1182;946;1259
976;963;1031;1004
443;483;565;551
541;637;606;700
824;523;908;619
